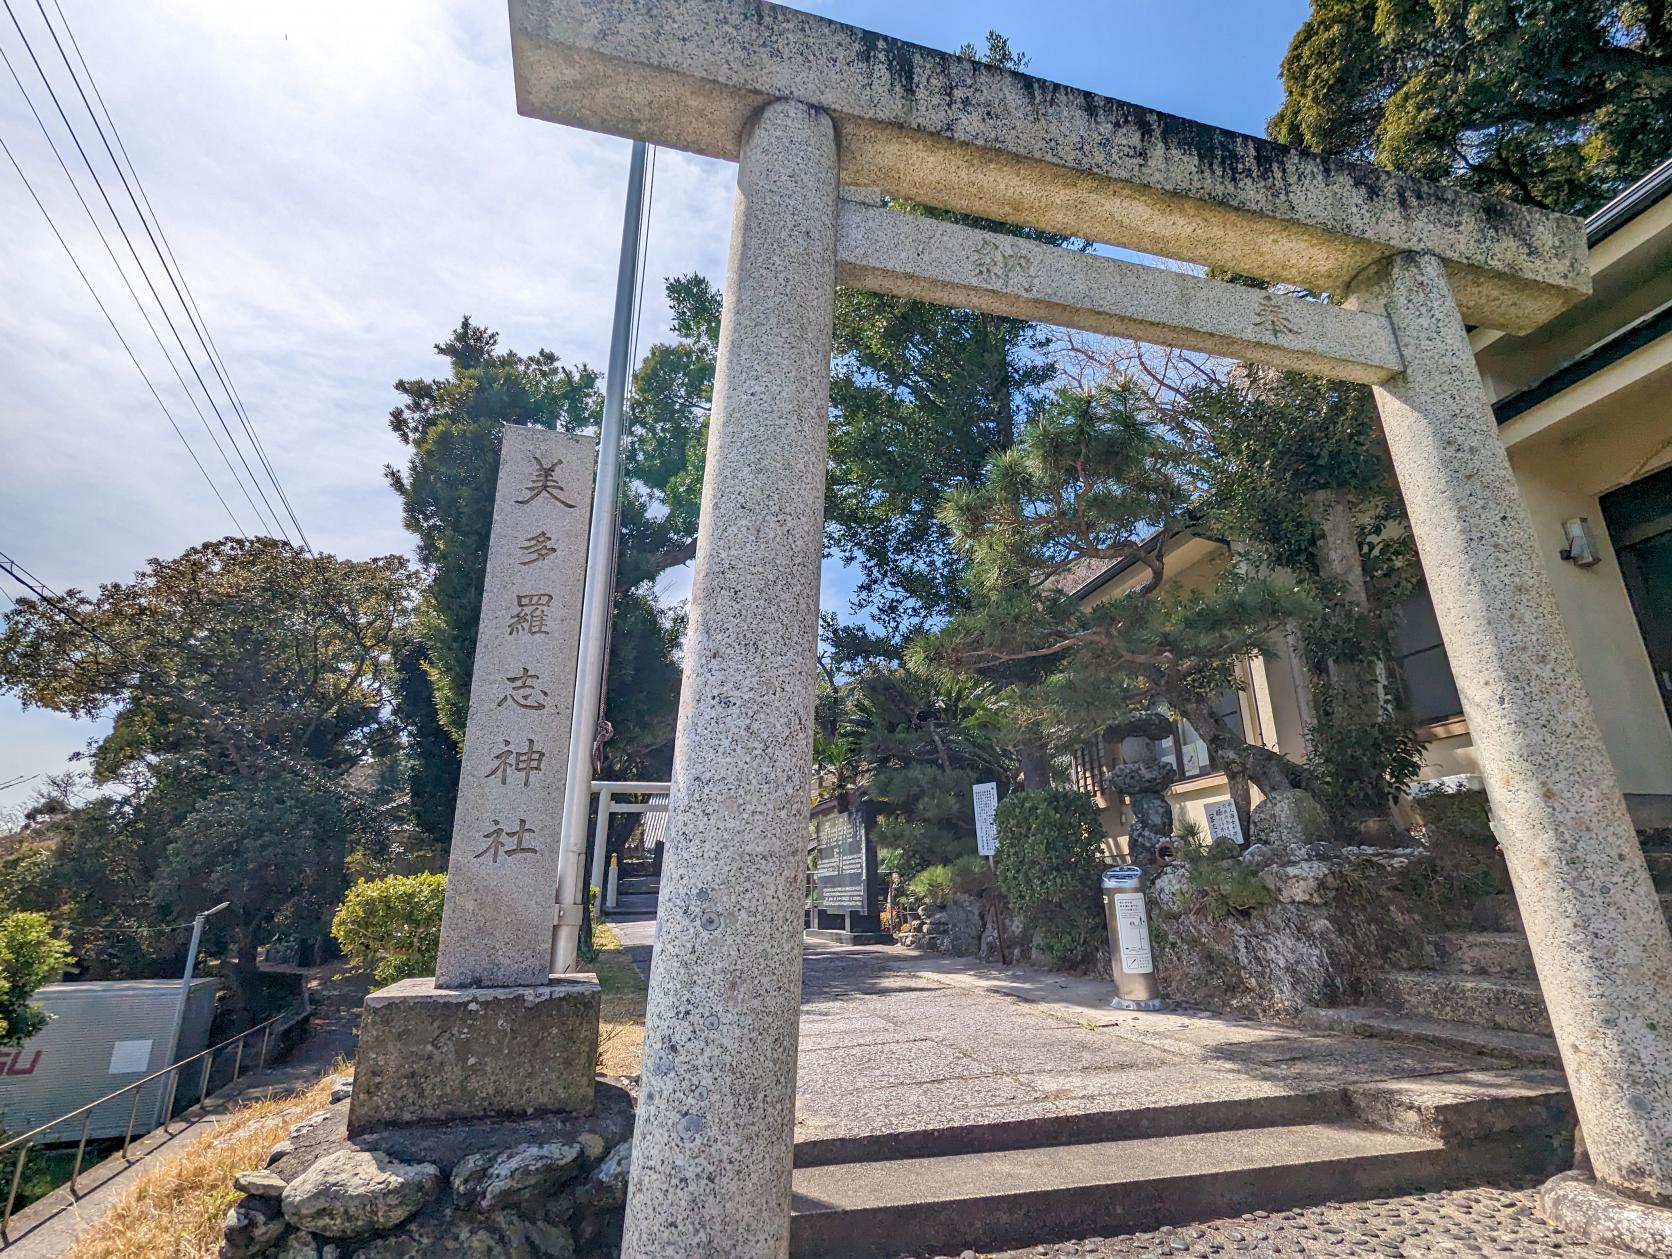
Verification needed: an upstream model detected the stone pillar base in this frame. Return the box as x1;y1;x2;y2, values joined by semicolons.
1539;1171;1672;1258
347;975;600;1135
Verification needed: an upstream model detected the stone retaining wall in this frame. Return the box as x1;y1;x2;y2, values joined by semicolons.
221;1075;636;1258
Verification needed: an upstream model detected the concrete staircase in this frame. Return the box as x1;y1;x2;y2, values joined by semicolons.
1302;846;1672;1069
788;1070;1572;1257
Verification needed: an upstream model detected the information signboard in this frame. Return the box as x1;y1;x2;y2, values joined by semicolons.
813;807;871;913
973;781;1000;857
1203;799;1245;847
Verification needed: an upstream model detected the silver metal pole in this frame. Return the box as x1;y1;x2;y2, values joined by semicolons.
553;140;651;974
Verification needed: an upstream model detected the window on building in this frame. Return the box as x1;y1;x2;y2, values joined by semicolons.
1394;584;1464;724
1153;689;1246;781
1069;735;1107;795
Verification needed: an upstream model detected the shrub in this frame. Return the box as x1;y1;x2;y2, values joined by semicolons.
993;790;1106;966
906;865;955;906
1181;838;1274;918
331;873;446;986
948;854;995;895
0;912;73;1045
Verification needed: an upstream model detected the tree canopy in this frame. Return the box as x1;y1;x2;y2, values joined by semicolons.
1270;0;1672;214
0;538;414;1004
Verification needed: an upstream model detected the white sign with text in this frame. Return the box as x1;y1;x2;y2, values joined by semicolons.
973;781;1000;857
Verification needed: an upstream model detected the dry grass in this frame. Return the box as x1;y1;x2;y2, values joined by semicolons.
64;1071;340;1259
592;922;647;1076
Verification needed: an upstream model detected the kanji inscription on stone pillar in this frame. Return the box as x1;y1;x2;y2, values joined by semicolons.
435;424;594;989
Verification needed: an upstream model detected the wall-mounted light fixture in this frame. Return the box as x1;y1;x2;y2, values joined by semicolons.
1560;517;1601;567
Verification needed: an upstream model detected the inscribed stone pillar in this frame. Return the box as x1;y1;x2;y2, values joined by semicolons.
1357;250;1672;1204
435;424;594;990
620;100;838;1259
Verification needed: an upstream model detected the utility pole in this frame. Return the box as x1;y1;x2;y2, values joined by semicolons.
552;140;651;974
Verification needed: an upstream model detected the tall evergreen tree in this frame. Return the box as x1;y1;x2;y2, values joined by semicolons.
1270;0;1672;214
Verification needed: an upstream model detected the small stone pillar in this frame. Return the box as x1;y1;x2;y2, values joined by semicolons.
620;100;839;1259
1356;250;1672;1205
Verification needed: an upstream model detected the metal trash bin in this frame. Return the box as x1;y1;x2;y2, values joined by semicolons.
1102;866;1163;1011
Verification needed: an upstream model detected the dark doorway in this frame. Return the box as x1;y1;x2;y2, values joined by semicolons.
1602;463;1672;730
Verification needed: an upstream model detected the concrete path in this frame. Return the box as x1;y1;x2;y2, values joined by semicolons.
604;923;1508;1152
0;966;369;1259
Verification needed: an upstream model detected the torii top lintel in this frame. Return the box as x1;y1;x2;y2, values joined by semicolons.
509;0;1590;334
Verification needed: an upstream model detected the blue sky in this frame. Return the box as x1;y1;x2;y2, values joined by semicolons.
0;0;1309;816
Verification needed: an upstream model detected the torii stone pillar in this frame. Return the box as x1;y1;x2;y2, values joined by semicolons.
620;99;838;1259
1353;251;1672;1207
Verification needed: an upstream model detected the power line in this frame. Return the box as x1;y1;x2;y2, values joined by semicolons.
1;0;293;542
0;41;260;532
32;0;312;552
0;126;248;534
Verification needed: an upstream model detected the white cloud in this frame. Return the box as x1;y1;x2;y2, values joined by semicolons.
0;0;737;807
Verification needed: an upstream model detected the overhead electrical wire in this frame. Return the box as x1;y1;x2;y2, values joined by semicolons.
0;42;261;533
0;126;248;535
0;0;297;543
31;0;312;552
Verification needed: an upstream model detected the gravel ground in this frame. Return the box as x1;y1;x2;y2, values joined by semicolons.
909;1180;1622;1258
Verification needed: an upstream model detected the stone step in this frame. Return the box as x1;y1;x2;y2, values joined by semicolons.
794;1088;1348;1169
1373;970;1551;1035
1297;1006;1562;1067
1646;849;1672;892
617;875;660;895
1471;890;1672;933
789;1116;1561;1258
610;893;659;913
1430;930;1535;979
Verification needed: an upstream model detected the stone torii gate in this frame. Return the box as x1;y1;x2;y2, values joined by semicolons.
508;2;1672;1254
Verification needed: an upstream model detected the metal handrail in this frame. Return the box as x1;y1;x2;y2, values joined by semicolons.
0;1007;299;1238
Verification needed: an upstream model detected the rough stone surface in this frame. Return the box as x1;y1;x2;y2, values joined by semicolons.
1154;885;1428;1020
587;1140;632;1211
1261;860;1337;905
256;1086;631;1259
347;976;598;1134
1358;249;1672;1202
836;198;1404;383
1540;1170;1672;1258
1249;790;1332;852
279;1149;441;1238
434;422;594;989
620;99;839;1259
221;1196;286;1257
451;1140;582;1212
508;0;1589;331
232;1168;289;1198
919;1178;1626;1257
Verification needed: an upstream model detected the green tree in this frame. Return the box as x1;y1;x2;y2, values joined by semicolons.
1270;0;1672;214
1187;367;1425;822
826;33;1073;650
0;912;73;1046
929;381;1311;816
386;294;712;786
842;668;1013;879
0;538;414;1007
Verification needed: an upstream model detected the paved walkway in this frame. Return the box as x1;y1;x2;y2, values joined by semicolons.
606;925;1523;1149
0;965;369;1259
